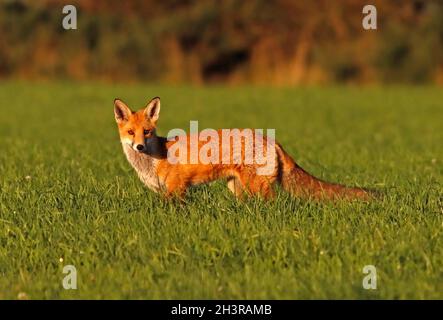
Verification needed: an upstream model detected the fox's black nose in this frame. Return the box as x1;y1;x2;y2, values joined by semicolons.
136;144;144;151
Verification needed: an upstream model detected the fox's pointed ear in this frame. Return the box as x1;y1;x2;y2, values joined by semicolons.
114;99;131;124
144;97;161;123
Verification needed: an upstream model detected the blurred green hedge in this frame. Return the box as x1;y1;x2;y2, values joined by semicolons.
1;0;442;84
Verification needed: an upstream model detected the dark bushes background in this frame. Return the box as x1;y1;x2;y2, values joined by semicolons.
1;0;443;84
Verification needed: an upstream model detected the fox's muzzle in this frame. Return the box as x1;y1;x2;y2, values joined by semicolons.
136;144;145;152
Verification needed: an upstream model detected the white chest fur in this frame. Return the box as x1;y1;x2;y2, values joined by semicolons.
122;144;163;192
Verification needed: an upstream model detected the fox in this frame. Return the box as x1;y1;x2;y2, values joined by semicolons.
114;97;373;201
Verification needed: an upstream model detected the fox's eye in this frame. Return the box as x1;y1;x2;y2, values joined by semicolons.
144;129;151;135
128;130;134;135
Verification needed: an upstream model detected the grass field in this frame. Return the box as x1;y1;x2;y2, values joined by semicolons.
0;81;442;299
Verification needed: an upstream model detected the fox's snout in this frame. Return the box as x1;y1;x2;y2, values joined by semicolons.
135;144;145;152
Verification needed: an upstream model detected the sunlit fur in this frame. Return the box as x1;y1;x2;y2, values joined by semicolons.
114;98;373;201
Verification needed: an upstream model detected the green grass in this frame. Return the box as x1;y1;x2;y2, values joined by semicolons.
0;81;442;299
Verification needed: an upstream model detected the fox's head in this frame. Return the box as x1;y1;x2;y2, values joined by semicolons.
114;97;161;153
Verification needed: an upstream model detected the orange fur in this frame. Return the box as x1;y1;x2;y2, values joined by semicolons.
114;98;373;201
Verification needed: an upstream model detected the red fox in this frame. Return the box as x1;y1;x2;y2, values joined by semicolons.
114;97;372;201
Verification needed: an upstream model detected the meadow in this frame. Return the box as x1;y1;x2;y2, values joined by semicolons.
0;81;441;299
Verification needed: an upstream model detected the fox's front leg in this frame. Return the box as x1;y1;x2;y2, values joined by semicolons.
163;177;188;200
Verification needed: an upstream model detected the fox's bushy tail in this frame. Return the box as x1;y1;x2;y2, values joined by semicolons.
276;145;373;201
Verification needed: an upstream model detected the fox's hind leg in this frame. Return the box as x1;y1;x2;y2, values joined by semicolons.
227;177;244;198
239;172;276;200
